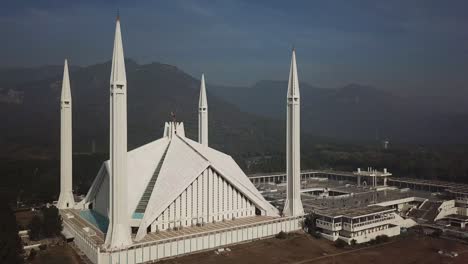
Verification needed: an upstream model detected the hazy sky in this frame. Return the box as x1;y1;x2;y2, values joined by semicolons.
2;0;468;96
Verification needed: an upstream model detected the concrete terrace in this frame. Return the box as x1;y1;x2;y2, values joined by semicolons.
61;209;280;248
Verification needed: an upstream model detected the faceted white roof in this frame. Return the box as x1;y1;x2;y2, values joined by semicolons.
84;122;279;240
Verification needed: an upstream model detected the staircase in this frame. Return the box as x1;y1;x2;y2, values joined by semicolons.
408;200;441;223
134;143;170;214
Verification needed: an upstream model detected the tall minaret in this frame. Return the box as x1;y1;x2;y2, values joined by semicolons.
57;59;75;209
105;16;132;249
198;74;208;146
283;48;304;217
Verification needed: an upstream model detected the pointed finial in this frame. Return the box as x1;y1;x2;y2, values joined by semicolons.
292;44;295;52
116;8;120;21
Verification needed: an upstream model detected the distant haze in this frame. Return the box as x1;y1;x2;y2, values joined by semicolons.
1;0;468;110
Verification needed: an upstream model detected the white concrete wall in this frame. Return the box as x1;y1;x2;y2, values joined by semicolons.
340;225;400;244
457;207;468;216
93;168;110;218
434;200;458;221
393;214;417;228
64;221;100;264
152;167;256;231
98;217;302;264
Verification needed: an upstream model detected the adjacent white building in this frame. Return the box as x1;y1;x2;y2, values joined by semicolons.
315;206;401;244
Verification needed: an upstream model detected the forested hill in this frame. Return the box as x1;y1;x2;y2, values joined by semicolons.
211;81;468;144
0;60;285;159
1;60;468;204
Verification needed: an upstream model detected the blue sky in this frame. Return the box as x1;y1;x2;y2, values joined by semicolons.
1;0;468;97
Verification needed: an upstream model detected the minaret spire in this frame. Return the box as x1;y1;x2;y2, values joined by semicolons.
105;16;132;249
57;59;75;209
198;74;208;146
283;48;304;217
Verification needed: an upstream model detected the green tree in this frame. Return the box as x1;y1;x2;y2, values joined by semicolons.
303;213;318;234
42;206;62;237
28;215;42;241
0;201;24;264
334;239;347;248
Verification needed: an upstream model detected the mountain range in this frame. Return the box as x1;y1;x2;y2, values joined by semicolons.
211;80;468;144
0;60;283;159
1;60;467;160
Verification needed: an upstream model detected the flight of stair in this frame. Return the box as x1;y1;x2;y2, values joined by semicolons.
135;144;170;214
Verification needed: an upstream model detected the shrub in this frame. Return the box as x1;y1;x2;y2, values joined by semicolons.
42;206;63;237
432;229;443;238
28;249;37;260
303;213;318;234
375;235;389;243
28;215;42;241
312;231;321;239
334;239;347;248
38;244;47;251
350;239;357;246
275;231;288;239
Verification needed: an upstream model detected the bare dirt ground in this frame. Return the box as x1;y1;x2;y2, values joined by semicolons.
159;233;468;264
28;232;468;264
31;244;83;264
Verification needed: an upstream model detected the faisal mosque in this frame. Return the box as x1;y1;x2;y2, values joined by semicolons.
58;16;303;263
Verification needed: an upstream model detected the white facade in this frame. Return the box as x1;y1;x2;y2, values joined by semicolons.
58;59;75;209
283;49;304;217
63;210;301;264
83;122;280;241
105;17;132;249
315;207;401;244
62;18;303;263
198;74;208;146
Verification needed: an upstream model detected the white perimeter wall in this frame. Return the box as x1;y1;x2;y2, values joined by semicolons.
64;221;100;263
97;217;301;264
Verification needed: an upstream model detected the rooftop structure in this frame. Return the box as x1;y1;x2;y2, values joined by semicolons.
82;122;280;241
354;167;392;188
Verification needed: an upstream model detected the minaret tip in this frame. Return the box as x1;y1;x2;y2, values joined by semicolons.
116;9;120;21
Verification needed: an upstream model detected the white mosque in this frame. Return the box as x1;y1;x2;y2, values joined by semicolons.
58;16;304;263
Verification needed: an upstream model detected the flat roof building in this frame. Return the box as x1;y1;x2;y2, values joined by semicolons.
314;206;401;244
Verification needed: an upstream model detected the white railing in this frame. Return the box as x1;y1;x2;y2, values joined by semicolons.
316;219;342;231
343;215;395;231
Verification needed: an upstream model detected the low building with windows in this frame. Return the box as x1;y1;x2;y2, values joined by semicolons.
315;206;401;244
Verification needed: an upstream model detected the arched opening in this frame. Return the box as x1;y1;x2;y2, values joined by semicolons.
255;207;261;216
